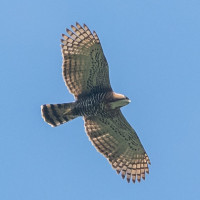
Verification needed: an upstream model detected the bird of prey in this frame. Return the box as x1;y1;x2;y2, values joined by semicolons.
41;22;150;183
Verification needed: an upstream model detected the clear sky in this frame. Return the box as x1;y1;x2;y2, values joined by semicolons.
1;0;200;199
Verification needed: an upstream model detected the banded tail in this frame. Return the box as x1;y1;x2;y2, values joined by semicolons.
41;103;78;127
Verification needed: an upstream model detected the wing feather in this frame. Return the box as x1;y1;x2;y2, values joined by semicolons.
84;110;150;183
61;23;112;99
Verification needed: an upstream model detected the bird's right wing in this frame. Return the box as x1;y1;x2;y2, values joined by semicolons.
61;23;112;99
84;110;150;183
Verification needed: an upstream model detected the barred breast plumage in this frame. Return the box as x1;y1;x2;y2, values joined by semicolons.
74;92;107;116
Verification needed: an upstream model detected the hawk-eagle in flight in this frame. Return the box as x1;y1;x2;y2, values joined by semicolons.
41;23;150;183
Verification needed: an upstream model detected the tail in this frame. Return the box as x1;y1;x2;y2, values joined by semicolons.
41;103;78;127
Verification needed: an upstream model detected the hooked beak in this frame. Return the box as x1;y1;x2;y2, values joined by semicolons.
126;97;131;103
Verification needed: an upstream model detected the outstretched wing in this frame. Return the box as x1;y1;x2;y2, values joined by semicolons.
84;110;150;183
61;23;112;99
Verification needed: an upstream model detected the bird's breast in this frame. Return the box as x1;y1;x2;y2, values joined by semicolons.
74;92;107;116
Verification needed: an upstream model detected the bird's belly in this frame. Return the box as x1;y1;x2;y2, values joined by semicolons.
74;96;105;116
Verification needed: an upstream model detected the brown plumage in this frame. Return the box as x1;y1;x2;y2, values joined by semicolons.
41;22;150;183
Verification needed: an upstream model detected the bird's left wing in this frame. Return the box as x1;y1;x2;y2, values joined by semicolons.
84;110;150;183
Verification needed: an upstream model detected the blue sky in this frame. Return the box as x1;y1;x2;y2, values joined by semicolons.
1;0;200;199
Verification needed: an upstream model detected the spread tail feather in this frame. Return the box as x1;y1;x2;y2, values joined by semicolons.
41;103;78;127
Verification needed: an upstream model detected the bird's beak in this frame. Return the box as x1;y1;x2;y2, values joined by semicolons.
125;97;131;103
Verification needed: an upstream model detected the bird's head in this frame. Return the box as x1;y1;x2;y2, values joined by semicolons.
106;92;131;110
